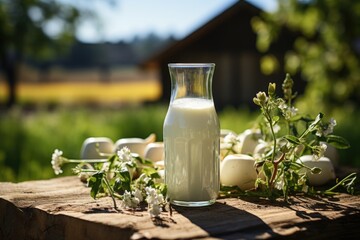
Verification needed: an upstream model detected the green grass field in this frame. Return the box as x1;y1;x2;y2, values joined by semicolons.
0;81;359;182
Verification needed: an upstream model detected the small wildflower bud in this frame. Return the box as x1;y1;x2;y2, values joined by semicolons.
311;167;322;174
253;97;261;106
255;91;268;105
268;83;276;97
282;73;294;100
283;73;294;89
280;144;290;153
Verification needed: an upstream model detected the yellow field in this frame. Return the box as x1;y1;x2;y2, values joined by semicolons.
0;80;162;104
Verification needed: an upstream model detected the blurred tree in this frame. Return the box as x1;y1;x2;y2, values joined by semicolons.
132;33;177;61
0;0;95;108
252;0;360;114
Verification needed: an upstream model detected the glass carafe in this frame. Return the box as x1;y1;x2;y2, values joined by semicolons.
163;63;220;207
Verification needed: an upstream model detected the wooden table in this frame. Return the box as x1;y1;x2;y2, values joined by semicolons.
1;176;360;239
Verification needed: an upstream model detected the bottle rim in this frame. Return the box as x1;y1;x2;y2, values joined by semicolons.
168;63;215;68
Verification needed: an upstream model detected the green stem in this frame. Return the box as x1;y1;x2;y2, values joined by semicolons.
299;113;323;140
269;153;285;188
323;173;357;194
103;177;118;210
67;159;108;164
264;106;277;163
77;169;98;173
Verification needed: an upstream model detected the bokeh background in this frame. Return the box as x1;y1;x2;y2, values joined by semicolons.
0;0;359;182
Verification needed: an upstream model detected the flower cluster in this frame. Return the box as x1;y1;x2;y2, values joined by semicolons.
220;132;241;157
117;147;133;165
50;147;167;217
316;118;337;137
250;74;352;199
145;186;166;216
219;74;354;200
117;172;166;216
51;149;65;175
278;100;298;120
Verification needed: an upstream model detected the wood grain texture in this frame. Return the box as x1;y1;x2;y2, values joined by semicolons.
1;176;360;239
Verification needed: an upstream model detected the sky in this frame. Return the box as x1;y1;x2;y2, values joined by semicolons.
74;0;277;43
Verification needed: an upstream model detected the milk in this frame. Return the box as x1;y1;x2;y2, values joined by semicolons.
163;97;220;205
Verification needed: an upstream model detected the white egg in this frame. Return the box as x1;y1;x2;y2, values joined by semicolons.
299;155;336;186
154;160;164;167
220;154;257;190
238;129;261;155
253;142;270;156
114;138;148;158
220;129;236;138
144;142;164;162
80;137;114;159
322;142;339;167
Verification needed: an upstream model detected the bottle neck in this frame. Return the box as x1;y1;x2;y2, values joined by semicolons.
168;63;215;102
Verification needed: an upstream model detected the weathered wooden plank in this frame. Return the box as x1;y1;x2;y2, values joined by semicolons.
1;176;360;239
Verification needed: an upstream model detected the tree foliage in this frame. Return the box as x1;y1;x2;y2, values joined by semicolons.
0;0;92;107
252;0;360;114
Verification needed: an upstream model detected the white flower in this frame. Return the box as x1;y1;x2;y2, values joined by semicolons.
132;188;144;202
133;173;151;190
145;186;165;217
278;101;298;120
223;133;238;144
323;118;337;136
313;142;327;160
117;146;132;163
149;204;162;217
138;173;151;185
121;190;140;209
329;117;337;127
278;100;287;111
315;130;322;137
120;191;132;208
145;187;157;202
221;133;242;153
273;124;281;133
289;106;298;117
316;118;337;137
51;149;64;175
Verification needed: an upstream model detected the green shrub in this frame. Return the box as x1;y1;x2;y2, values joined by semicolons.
0;104;358;182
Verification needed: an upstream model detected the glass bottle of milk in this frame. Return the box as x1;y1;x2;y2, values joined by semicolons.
163;63;220;207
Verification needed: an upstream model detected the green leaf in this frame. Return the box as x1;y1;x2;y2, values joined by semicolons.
155;183;168;196
116;169;131;191
87;171;104;199
263;162;273;182
310;113;323;127
113;179;131;193
284;135;301;145
326;135;351;149
108;154;117;170
289;161;304;171
119;169;131;182
134;155;154;166
272;116;280;123
288;114;306;122
142;167;161;179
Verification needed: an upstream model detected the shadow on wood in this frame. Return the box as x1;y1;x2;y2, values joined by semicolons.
1;176;360;239
173;202;277;239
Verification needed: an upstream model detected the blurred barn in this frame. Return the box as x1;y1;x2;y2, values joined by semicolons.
140;0;300;109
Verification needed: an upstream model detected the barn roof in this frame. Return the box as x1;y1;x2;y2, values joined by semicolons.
140;0;262;68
